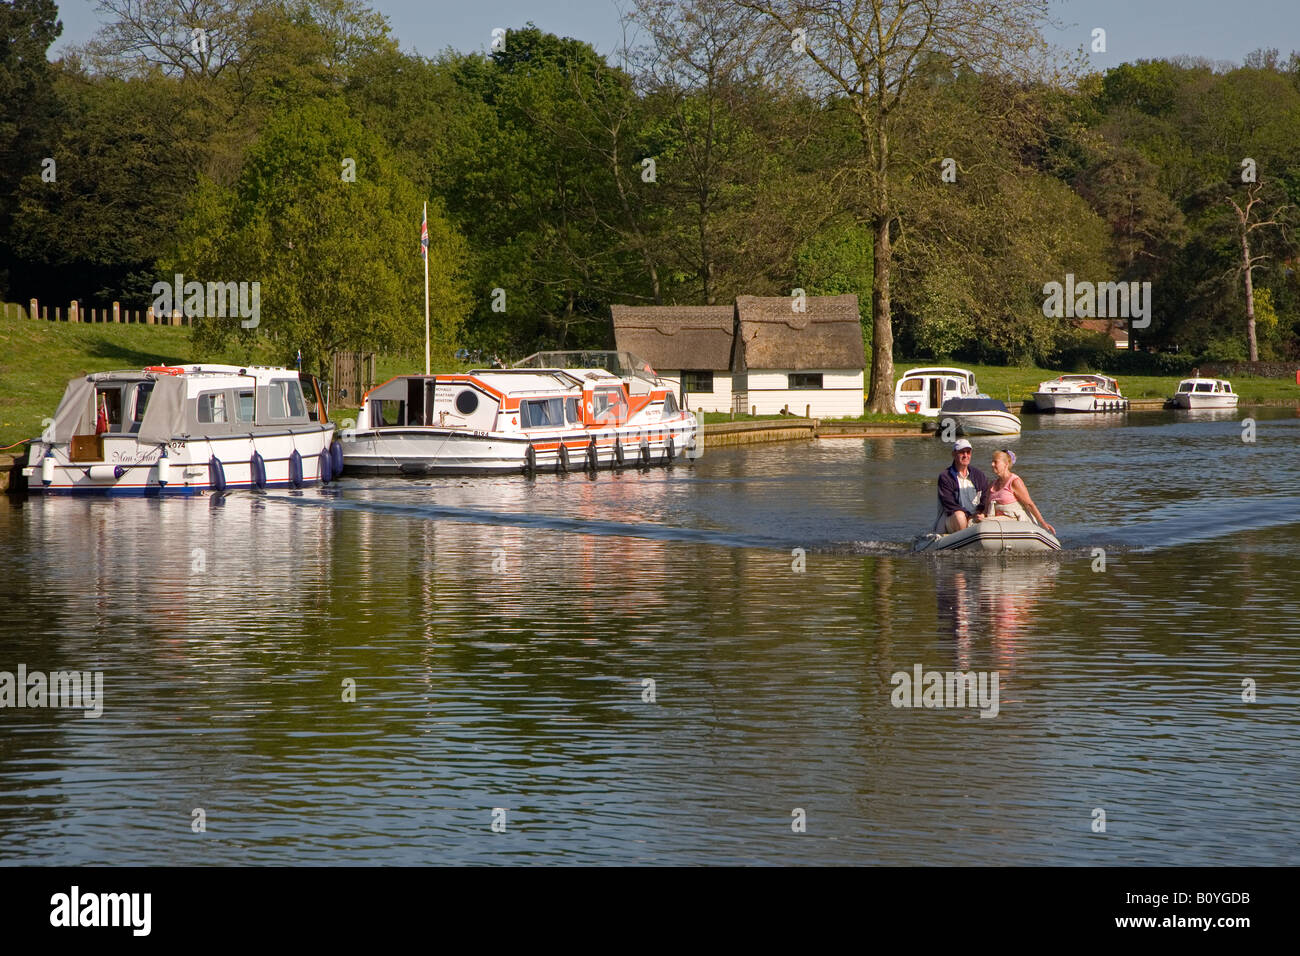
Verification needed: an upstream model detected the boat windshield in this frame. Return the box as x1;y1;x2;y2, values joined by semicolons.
515;350;660;384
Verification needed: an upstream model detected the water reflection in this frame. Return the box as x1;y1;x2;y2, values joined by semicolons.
934;559;1061;672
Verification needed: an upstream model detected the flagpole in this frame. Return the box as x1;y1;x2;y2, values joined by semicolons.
423;201;430;376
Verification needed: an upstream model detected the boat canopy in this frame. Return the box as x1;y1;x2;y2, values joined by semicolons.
941;398;1010;413
514;350;660;384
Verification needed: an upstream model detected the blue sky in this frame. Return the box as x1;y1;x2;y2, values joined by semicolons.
49;0;1300;66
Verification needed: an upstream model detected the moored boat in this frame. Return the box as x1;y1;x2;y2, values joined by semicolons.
340;351;699;476
24;365;336;495
913;516;1061;553
938;397;1022;436
1033;374;1129;413
1171;377;1239;409
894;367;983;415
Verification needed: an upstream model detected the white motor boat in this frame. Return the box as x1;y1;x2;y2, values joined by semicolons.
341;350;699;475
913;516;1061;553
894;367;984;415
1033;374;1129;413
938;398;1021;436
1171;377;1239;409
24;365;336;495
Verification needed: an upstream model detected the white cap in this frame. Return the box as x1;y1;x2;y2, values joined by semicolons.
952;439;972;452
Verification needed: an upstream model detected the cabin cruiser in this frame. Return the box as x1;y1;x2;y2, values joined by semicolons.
937;398;1021;436
340;351;699;475
913;517;1061;553
24;365;337;495
1033;374;1129;413
1171;377;1238;409
894;367;984;416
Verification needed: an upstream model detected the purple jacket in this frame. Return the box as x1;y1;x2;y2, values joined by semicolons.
938;464;990;517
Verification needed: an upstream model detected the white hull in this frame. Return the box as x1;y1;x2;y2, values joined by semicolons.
27;428;335;495
1033;392;1129;413
344;420;699;475
945;411;1022;436
1172;393;1238;409
914;518;1061;553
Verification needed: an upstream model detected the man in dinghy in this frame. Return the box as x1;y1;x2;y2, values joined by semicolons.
936;439;990;533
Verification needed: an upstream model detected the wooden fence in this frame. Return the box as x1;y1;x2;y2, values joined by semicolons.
331;351;377;406
3;299;194;325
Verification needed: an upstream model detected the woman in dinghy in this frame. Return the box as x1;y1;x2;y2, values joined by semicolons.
976;450;1054;534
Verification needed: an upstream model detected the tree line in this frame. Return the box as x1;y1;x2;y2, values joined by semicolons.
2;0;1298;391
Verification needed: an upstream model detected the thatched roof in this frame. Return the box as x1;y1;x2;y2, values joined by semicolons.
611;305;737;371
735;294;865;371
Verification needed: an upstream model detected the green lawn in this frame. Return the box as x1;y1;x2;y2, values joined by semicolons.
901;361;1299;405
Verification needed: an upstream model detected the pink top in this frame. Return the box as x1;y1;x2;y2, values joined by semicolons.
989;474;1020;505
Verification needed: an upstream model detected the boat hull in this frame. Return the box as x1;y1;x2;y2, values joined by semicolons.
1033;392;1129;413
1172;393;1238;409
913;518;1061;553
24;427;335;495
342;420;699;476
944;411;1022;436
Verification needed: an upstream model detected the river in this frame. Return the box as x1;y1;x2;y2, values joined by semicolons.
1;408;1297;864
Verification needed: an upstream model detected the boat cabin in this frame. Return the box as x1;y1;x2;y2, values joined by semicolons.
894;367;981;415
1176;378;1233;395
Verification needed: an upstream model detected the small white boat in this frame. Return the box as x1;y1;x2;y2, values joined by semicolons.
1033;374;1129;413
913;517;1061;553
938;398;1021;436
894;367;984;415
341;350;699;475
24;365;336;495
1171;377;1238;409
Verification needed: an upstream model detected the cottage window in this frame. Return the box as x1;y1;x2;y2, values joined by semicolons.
788;373;823;390
682;370;714;393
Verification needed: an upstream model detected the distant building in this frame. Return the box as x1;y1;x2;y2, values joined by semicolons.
612;294;866;417
609;305;737;413
1075;318;1130;349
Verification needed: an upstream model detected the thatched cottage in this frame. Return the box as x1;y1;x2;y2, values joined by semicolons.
612;294;866;417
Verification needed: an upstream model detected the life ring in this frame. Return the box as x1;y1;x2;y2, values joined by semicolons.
289;449;304;487
905;400;921;414
250;452;267;489
556;443;569;474
145;365;185;376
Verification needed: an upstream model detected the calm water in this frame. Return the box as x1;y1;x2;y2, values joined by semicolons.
1;408;1297;865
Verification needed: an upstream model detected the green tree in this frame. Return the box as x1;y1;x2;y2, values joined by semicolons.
174;98;469;376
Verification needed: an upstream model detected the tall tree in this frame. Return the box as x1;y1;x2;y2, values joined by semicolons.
735;0;1062;410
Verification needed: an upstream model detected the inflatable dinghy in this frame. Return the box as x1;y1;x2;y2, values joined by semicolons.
913;517;1061;553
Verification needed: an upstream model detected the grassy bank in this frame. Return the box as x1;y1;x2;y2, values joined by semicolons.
905;361;1299;405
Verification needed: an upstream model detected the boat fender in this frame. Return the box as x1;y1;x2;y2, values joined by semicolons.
290;449;304;488
614;438;624;467
666;435;675;461
250;452;267;489
330;440;344;477
557;443;569;474
209;456;227;493
524;443;536;476
586;438;598;472
318;448;332;483
41;453;55;486
156;447;169;487
88;464;118;481
639;440;650;467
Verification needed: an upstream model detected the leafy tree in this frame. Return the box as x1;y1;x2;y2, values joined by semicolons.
174;98;469;375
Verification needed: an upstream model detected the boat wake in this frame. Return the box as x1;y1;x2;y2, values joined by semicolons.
1094;494;1300;550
